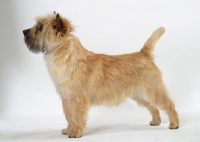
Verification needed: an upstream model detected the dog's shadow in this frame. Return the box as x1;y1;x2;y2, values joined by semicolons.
84;123;165;136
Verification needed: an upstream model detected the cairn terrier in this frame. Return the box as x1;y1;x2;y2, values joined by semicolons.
23;12;179;138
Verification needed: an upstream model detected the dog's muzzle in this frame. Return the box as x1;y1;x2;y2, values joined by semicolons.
23;29;30;36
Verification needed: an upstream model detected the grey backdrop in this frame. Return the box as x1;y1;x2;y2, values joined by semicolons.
0;0;200;119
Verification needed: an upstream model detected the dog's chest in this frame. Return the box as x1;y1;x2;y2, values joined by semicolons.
44;53;73;99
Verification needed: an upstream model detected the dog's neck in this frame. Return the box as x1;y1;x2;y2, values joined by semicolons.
43;34;93;85
44;34;92;68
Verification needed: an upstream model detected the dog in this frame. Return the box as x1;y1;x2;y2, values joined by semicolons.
23;12;179;138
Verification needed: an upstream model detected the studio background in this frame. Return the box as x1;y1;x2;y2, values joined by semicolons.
0;0;200;141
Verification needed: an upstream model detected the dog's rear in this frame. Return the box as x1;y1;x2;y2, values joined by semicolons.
136;27;179;129
86;27;179;131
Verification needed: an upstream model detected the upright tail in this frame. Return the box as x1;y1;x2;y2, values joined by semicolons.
140;27;165;54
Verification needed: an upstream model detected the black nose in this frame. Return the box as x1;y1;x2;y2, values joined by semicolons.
23;29;30;35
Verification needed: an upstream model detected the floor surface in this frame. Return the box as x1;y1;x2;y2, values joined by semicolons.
0;110;200;142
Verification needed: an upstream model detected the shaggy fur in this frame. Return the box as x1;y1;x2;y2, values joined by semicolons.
23;12;179;138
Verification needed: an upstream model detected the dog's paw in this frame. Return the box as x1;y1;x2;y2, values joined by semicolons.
68;126;83;138
150;118;161;126
62;128;69;135
169;123;179;129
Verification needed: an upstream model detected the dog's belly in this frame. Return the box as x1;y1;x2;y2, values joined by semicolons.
89;93;126;106
88;86;148;106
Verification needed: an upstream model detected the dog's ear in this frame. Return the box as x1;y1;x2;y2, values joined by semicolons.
56;14;64;32
53;11;56;14
54;14;67;35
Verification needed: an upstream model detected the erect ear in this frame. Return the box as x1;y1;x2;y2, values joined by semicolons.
56;14;62;31
54;14;67;34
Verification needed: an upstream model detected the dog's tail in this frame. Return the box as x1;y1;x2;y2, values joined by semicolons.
140;27;165;54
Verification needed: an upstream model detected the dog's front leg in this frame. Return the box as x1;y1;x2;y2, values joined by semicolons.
61;99;74;135
62;95;89;138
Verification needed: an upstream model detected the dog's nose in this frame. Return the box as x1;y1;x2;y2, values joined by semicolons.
23;29;30;35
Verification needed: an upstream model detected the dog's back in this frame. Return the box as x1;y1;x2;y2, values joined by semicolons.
86;27;165;106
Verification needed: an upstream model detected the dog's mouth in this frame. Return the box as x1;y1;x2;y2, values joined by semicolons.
23;29;45;54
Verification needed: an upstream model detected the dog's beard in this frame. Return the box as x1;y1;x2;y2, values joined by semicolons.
24;35;45;53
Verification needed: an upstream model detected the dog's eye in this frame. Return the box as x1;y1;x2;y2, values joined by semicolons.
53;25;56;30
38;24;43;31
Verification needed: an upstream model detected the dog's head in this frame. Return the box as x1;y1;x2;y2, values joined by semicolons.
23;12;74;53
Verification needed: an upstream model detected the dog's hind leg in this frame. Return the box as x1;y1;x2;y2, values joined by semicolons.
145;84;179;129
158;95;179;129
132;98;161;126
